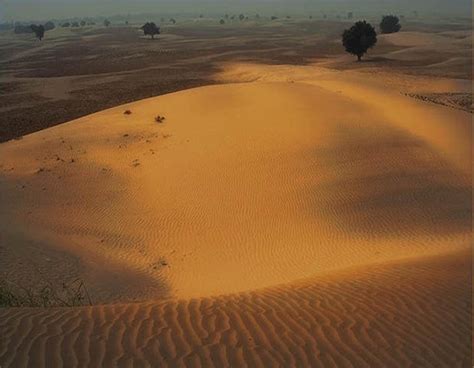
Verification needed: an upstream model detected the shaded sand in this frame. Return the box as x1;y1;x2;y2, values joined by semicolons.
0;75;471;366
0;250;470;367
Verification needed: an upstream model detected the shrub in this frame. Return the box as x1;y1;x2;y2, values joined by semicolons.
155;115;166;123
0;278;92;307
124;110;132;115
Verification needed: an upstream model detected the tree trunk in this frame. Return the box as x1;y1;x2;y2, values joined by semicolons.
357;54;361;61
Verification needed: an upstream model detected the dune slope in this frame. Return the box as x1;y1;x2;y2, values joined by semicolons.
0;80;471;367
0;250;470;367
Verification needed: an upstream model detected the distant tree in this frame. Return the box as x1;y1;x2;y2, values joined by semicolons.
342;20;377;61
219;19;225;25
62;22;71;28
347;12;353;19
286;15;291;19
309;15;313;20
30;24;45;40
87;21;96;26
323;14;327;19
125;20;129;25
141;22;160;39
224;14;229;19
239;14;245;21
230;15;235;20
199;14;204;18
255;14;260;19
80;20;86;27
44;21;55;31
169;18;176;24
413;10;418;17
161;17;165;22
380;15;401;34
104;19;111;27
271;16;278;21
71;21;79;27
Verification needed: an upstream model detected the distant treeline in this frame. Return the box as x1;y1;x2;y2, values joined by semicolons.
13;21;55;34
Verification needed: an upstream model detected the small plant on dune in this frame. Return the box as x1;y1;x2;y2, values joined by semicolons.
342;20;377;61
155;115;166;123
124;109;132;115
380;15;401;34
0;278;92;307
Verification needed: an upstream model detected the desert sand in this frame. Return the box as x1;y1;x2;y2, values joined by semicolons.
0;55;471;365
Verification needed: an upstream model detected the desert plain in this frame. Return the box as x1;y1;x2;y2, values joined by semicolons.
0;13;472;367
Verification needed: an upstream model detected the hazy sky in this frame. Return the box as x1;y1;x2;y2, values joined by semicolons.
1;0;471;22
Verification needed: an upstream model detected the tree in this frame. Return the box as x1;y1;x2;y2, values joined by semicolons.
380;15;401;34
271;16;278;21
309;15;313;20
62;22;70;28
104;19;111;27
44;21;55;31
141;22;160;39
239;14;245;21
219;19;225;25
342;21;377;61
71;22;79;27
169;18;176;24
80;20;86;27
347;12;353;20
30;24;45;40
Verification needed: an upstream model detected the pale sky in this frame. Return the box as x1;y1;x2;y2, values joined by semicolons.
1;0;470;22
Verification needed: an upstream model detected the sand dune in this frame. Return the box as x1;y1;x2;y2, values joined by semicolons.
0;72;471;366
0;250;470;367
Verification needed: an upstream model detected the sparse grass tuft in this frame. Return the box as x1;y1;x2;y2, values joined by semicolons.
155;115;166;123
124;110;132;115
0;278;92;308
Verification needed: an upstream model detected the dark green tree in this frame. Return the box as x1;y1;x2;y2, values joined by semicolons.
141;22;160;39
380;15;401;34
342;21;377;61
30;24;45;40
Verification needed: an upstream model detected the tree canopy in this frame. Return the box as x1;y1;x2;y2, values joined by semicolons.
30;24;45;40
380;15;401;34
141;22;160;39
342;21;377;61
